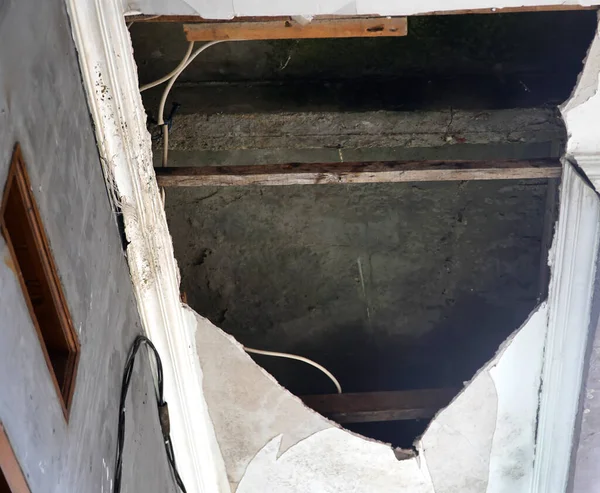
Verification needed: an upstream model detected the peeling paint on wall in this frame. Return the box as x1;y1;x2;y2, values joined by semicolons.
194;304;547;492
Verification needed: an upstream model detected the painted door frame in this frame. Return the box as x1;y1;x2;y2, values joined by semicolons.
64;1;600;492
64;1;229;492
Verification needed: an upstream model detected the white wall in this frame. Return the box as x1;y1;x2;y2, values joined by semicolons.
195;305;547;492
125;0;598;19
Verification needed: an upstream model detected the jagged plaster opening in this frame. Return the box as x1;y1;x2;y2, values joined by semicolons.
192;302;547;492
561;15;600;186
126;0;598;20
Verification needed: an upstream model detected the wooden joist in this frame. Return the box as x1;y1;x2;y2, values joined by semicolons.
301;388;458;424
155;159;561;187
184;17;407;41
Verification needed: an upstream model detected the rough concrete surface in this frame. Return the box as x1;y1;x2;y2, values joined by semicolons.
0;0;176;491
164;108;565;153
167;179;548;411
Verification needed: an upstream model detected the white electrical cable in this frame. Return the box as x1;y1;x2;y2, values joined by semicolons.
158;40;227;126
244;347;343;394
127;15;162;30
140;41;195;93
158;40;231;166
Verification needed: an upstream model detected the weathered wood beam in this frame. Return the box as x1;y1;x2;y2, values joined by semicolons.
300;388;458;423
183;17;407;41
155;159;561;187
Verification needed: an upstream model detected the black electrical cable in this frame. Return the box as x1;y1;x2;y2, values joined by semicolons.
114;335;188;493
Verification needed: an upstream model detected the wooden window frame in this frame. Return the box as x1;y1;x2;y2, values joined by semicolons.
0;145;80;419
0;423;30;493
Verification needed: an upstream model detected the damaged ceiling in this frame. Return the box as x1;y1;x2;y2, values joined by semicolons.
130;10;596;448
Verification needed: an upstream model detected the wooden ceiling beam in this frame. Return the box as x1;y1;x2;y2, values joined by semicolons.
300;388;458;423
183;17;408;41
155;159;562;187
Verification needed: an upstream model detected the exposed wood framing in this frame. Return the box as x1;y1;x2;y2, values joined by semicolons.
184;17;407;41
155;159;561;187
128;5;596;24
301;388;458;423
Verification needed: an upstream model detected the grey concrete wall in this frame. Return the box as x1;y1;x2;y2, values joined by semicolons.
0;0;176;491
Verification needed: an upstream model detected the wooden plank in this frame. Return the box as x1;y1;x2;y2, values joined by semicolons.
184;17;408;41
301;388;458;423
155;159;561;187
0;424;31;493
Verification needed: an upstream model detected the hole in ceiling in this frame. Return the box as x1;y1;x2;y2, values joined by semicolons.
130;10;594;448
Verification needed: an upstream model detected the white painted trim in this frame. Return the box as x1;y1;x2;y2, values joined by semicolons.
64;1;229;492
532;162;600;493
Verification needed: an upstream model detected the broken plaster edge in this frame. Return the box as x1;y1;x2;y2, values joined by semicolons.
189;309;419;461
63;1;229;493
561;16;600;189
194;293;548;491
134;0;599;20
416;301;548;437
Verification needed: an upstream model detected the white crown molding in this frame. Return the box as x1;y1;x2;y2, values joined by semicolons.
64;1;229;492
531;162;600;493
574;153;600;186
